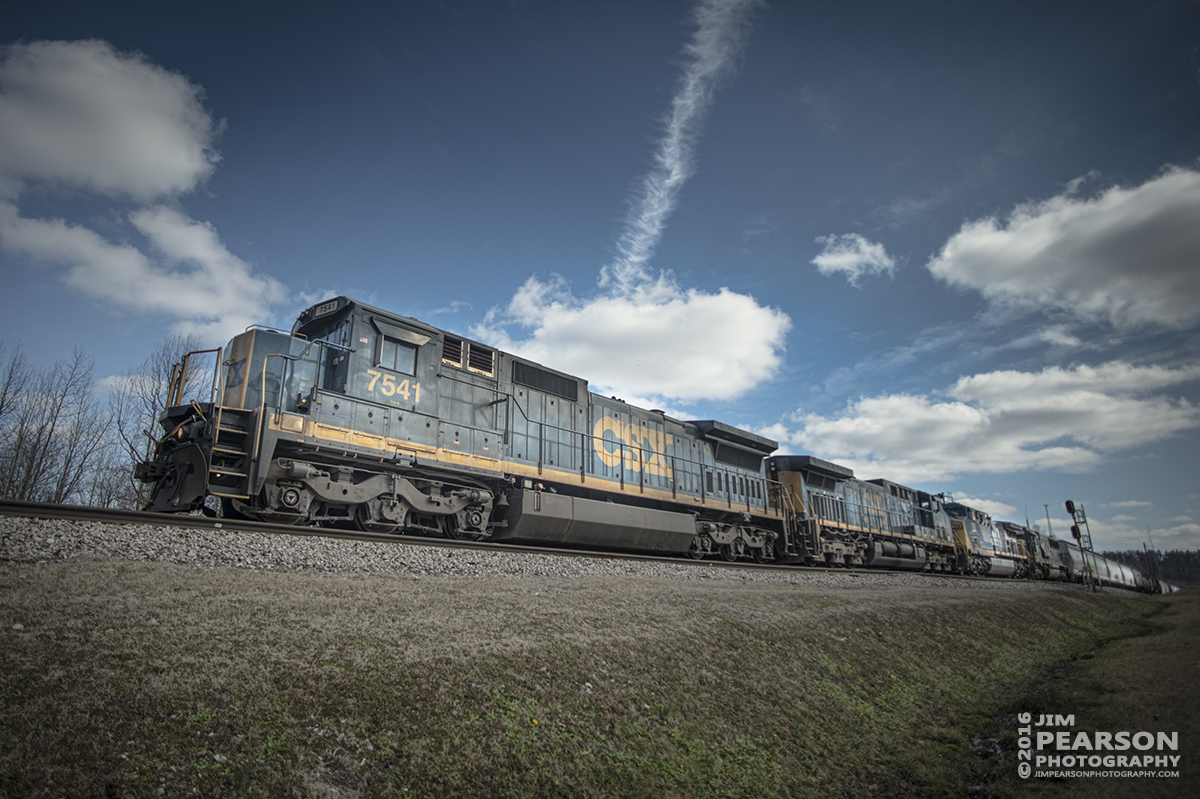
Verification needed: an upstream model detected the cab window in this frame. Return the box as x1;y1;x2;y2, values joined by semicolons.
378;336;417;375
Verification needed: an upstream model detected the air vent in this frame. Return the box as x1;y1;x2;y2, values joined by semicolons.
714;443;763;471
442;336;463;366
512;361;578;402
467;343;494;375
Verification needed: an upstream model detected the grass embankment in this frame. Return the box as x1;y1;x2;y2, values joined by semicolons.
0;558;1180;798
975;587;1198;799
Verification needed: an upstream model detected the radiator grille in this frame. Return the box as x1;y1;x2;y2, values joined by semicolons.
512;361;578;402
442;335;463;366
467;343;494;375
714;443;763;472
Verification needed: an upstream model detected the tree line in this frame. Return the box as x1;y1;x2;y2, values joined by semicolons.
1101;550;1200;588
0;336;211;510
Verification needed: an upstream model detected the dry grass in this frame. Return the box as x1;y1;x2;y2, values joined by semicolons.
0;557;1171;798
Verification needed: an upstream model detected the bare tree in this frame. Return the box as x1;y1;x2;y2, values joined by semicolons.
108;333;208;508
0;336;218;508
0;342;30;427
0;346;109;503
81;433;141;509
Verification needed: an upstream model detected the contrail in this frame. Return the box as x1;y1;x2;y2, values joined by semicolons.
604;0;765;292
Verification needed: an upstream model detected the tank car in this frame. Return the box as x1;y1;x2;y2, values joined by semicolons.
137;297;788;561
1045;539;1127;589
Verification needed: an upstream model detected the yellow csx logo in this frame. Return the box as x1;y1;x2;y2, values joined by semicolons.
592;417;673;476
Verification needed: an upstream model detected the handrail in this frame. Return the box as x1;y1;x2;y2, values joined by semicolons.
167;347;223;408
433;407;780;514
246;347;781;515
244;324;307;338
432;373;783;511
255;351;304;461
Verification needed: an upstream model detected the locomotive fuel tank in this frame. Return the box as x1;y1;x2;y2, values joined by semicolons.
497;488;697;553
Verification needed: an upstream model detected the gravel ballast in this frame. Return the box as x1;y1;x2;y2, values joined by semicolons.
0;513;1058;590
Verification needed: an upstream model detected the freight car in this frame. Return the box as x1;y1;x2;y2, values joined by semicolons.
1045;538;1156;591
136;296;1173;591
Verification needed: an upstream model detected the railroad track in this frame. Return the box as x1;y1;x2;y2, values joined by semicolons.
0;499;1031;584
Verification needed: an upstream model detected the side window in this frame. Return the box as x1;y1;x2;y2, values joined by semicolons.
378;336;417;375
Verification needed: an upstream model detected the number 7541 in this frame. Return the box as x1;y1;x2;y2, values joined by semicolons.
366;369;421;402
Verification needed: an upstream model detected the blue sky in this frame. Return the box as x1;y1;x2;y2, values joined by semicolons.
2;0;1198;550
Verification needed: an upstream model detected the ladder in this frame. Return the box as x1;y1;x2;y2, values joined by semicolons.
208;406;254;500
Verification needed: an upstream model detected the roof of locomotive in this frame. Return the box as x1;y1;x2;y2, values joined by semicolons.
294;296;441;339
293;295;778;453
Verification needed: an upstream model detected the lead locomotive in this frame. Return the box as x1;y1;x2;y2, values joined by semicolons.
137;297;783;561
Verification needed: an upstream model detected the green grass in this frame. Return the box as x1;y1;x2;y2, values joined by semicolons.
954;589;1198;799
0;558;1179;798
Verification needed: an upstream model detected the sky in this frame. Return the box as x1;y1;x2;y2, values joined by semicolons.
2;0;1198;552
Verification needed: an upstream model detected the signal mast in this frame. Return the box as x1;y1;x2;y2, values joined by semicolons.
1065;500;1100;593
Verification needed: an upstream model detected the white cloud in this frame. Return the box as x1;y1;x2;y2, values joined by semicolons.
1108;500;1153;509
928;167;1200;330
0;40;285;342
948;496;1018;520
0;203;286;340
770;360;1200;483
475;272;790;403
478;0;784;404
0;39;218;200
811;233;896;286
1081;516;1200;551
430;300;472;316
1034;326;1084;348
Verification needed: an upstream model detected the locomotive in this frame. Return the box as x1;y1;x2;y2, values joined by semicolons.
138;296;783;561
135;296;1173;590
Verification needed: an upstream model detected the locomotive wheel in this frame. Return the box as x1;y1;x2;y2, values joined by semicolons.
752;546;769;563
355;503;401;534
442;516;487;542
720;544;738;562
220;496;248;520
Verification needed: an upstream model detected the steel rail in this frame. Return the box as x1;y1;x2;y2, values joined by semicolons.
0;499;1033;583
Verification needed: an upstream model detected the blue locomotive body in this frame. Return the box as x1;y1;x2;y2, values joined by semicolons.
141;297;783;560
766;455;958;570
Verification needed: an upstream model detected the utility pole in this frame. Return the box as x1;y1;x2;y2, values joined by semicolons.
1145;526;1160;582
1065;500;1100;593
